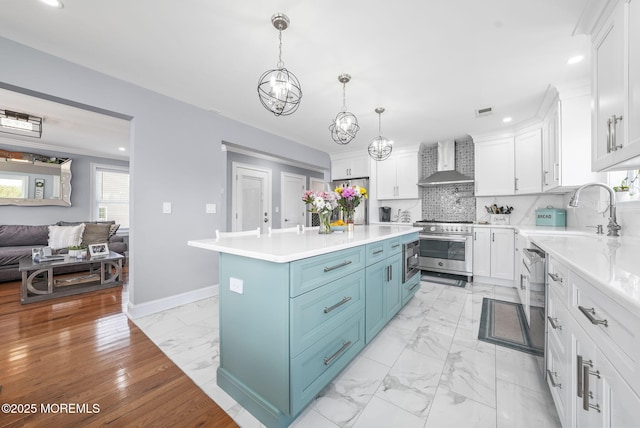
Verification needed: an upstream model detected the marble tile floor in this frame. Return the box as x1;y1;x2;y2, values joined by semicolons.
134;281;561;428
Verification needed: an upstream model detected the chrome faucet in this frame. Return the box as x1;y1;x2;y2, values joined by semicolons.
569;182;621;237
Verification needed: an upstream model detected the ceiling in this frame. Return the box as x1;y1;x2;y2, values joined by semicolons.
0;0;593;161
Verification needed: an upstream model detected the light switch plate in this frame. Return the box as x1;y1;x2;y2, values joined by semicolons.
230;277;243;294
162;202;172;214
206;203;216;214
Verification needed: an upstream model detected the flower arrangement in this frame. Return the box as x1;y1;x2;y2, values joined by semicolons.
334;185;367;221
302;190;339;233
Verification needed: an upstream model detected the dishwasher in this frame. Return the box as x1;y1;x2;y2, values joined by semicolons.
522;243;546;373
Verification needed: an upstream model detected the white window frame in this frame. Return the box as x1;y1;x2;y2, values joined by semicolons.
90;163;130;232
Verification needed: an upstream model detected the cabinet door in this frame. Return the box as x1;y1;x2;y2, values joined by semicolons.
598;347;640;428
386;254;402;319
349;156;369;178
543;102;560;191
394;153;419;199
472;228;491;277
474;138;515;196
376;158;398;199
514;128;542;194
365;260;386;344
592;1;625;171
626;0;640;153
332;158;351;180
572;323;603;428
490;228;515;281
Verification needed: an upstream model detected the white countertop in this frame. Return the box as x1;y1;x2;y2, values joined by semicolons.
188;225;422;263
523;232;640;313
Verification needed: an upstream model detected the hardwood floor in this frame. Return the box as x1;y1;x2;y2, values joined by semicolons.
0;270;237;428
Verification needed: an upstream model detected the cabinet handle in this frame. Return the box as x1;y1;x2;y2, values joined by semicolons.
324;340;352;366
520;274;524;290
474;231;477;240
408;282;419;292
391;243;400;249
389;264;392;281
578;306;608;327
553;162;559;182
546;369;562;389
323;260;353;272
492;232;495;242
607;115;623;153
548;272;563;283
547;316;562;330
373;249;384;255
515;177;519;191
577;355;584;398
583;365;601;412
324;296;352;314
543;170;549;186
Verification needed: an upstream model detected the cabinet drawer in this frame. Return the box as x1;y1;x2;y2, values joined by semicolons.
546;341;569;427
547;256;569;305
387;238;402;255
291;311;364;415
290;246;365;297
290;270;365;357
365;241;387;266
571;270;640;395
402;272;420;306
547;286;569;360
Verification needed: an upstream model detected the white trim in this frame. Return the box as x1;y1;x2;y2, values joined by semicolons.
126;284;219;320
224;143;325;173
231;162;272;233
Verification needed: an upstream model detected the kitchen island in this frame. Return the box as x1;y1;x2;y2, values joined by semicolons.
188;225;421;428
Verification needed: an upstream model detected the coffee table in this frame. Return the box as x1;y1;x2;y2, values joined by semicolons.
19;251;124;304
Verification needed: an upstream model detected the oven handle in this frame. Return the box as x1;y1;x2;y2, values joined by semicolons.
419;235;470;243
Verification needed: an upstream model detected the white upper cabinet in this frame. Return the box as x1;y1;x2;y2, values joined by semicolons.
592;0;640;171
376;151;419;200
474;136;515;196
514;128;543;194
543;85;602;192
331;152;370;181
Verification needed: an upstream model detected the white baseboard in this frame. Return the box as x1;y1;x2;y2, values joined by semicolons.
126;284;219;320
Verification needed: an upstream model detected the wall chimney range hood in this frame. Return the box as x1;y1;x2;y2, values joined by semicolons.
418;140;474;186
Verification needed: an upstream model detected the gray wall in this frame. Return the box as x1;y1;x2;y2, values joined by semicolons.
0;142;128;224
0;37;330;306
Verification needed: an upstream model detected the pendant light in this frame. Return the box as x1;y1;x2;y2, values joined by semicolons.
368;107;393;161
257;13;302;116
329;74;360;145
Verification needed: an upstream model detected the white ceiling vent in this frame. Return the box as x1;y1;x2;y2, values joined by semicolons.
475;107;493;118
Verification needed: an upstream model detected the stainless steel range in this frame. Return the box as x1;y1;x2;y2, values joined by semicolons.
413;220;473;281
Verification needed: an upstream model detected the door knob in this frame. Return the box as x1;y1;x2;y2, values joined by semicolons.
263;218;268;223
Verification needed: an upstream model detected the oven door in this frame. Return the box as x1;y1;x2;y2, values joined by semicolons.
418;234;472;276
403;240;420;283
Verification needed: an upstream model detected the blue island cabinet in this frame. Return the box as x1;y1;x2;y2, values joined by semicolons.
216;233;418;428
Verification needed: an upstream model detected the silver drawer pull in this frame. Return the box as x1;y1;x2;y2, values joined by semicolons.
547;316;562;330
391;244;400;249
578;306;608;327
324;296;352;314
408;282;419;292
373;249;384;255
547;369;562;389
323;260;353;272
548;272;563;283
583;365;601;412
324;340;352;366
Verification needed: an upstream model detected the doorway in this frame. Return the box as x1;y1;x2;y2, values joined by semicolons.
231;162;272;233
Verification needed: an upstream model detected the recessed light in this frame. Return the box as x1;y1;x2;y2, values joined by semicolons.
503;117;512;123
567;55;584;65
40;0;64;8
118;147;126;151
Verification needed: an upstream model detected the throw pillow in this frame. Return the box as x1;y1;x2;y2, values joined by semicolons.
48;224;86;250
81;223;111;246
108;224;120;238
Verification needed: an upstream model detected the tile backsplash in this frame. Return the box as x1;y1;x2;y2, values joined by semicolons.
420;138;476;222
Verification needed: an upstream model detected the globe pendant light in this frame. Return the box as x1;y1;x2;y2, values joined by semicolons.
368;107;393;161
329;74;360;145
257;13;302;116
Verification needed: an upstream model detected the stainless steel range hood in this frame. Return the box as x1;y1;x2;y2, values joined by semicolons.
418;140;474;186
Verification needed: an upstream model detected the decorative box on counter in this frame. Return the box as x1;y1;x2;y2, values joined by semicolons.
490;214;510;225
535;207;566;227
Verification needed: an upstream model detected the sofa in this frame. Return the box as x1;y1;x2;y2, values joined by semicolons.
0;222;127;283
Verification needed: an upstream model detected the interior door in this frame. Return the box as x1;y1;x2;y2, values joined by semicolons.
281;172;306;229
232;163;271;233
